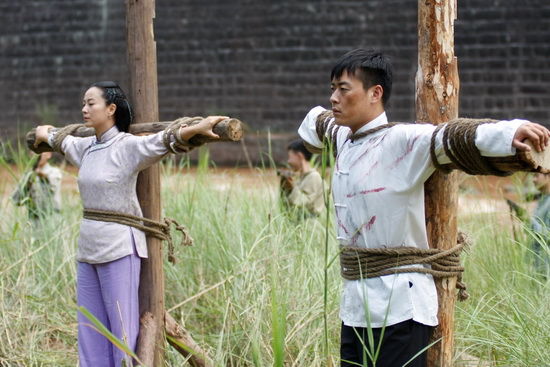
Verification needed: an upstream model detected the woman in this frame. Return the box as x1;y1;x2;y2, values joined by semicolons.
34;81;225;366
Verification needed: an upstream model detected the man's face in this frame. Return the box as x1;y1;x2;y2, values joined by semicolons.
330;70;380;131
287;150;303;171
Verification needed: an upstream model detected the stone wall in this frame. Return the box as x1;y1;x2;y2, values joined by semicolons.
1;0;548;164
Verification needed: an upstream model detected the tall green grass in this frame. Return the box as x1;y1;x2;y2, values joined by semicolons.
0;151;548;366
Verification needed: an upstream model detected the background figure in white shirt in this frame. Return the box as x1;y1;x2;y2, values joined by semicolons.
297;49;550;367
12;151;62;220
279;139;324;217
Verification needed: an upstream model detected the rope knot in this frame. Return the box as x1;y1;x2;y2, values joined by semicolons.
162;217;194;264
83;209;193;264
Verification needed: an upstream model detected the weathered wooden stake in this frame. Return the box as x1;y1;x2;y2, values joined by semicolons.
416;1;460;366
165;312;214;367
126;0;165;365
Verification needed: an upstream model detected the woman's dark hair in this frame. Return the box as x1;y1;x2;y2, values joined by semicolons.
287;139;313;161
331;49;393;106
90;81;133;132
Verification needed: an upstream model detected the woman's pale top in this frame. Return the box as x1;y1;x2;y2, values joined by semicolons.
48;125;186;264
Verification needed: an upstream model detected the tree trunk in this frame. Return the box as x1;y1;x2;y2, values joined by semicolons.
126;0;165;365
416;1;459;366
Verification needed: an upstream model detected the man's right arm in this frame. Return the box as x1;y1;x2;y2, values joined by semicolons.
298;106;348;154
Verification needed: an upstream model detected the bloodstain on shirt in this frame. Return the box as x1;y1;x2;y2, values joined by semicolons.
350;133;388;169
391;135;420;168
351;215;377;245
346;187;386;198
362;160;379;178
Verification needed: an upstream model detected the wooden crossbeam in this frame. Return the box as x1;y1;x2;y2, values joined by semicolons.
25;117;244;154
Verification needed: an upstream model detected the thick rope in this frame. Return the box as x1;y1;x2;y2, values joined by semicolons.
340;233;470;301
162;116;203;153
430;118;513;176
51;124;83;153
315;110;342;157
83;208;193;264
348;122;401;142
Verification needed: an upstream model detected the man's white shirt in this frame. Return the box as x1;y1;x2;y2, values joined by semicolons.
299;106;524;328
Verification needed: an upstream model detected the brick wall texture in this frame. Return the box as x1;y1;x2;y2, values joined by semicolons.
1;0;549;163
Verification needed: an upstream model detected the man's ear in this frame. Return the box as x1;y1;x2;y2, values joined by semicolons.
370;85;384;104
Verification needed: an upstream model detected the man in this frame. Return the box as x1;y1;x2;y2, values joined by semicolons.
12;152;62;219
298;49;549;367
279;139;324;217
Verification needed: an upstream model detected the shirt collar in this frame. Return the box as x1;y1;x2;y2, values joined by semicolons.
96;125;120;143
353;111;388;135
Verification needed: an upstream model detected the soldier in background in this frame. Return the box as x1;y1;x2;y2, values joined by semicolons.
528;173;550;273
12;152;62;219
279;139;324;217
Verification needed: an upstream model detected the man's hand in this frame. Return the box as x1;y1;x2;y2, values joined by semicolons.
512;122;550;152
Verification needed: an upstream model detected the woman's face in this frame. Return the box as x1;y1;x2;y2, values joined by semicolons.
81;87;116;131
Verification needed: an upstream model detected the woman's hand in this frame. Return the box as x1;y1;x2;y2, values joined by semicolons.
512;122;550;152
34;125;55;148
179;116;227;142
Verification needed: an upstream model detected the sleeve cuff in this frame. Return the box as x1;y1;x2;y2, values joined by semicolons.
298;106;327;149
47;129;57;148
475;119;526;157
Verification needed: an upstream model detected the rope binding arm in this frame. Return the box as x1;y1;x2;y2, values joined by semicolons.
429;118;515;176
162;116;205;154
50;124;83;153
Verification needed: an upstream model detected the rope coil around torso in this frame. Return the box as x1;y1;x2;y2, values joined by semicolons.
340;233;470;301
83;208;193;264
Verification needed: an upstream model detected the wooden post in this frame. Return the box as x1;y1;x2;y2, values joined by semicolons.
126;0;165;365
415;1;459;366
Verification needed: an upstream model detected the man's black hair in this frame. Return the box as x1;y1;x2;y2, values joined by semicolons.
287;139;313;161
91;81;133;132
331;49;393;105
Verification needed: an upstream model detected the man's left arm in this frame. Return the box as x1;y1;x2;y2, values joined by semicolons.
398;119;550;185
476;120;550;156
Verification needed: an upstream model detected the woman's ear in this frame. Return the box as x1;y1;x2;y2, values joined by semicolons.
107;103;117;118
